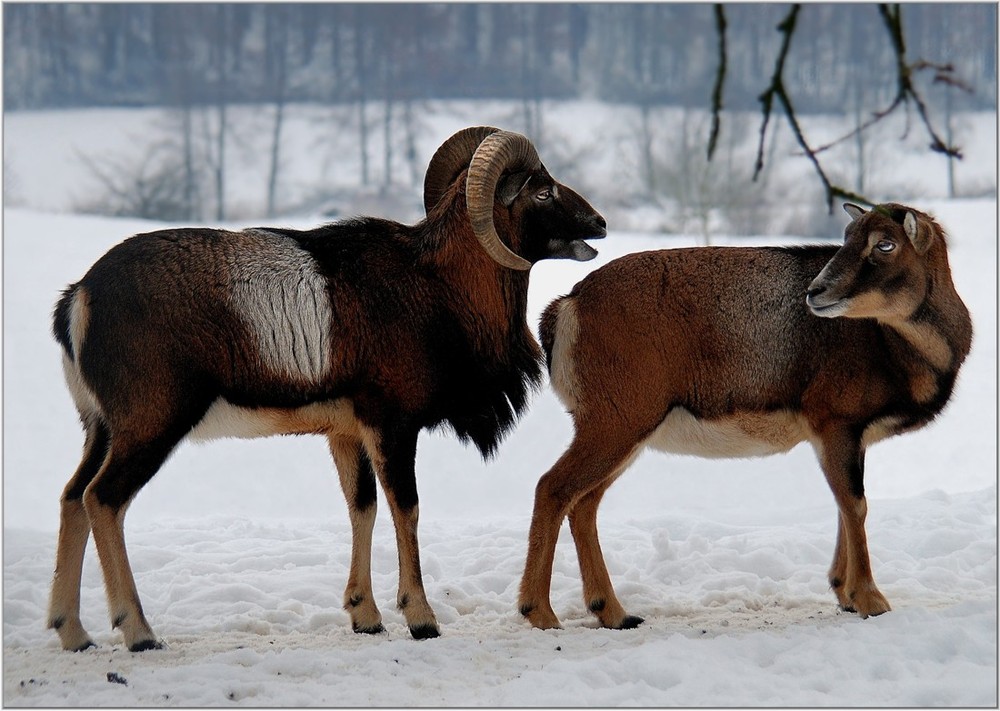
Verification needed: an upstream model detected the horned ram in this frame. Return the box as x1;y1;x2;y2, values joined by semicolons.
48;126;606;651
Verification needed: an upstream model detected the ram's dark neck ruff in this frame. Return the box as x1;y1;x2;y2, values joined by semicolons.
436;327;543;459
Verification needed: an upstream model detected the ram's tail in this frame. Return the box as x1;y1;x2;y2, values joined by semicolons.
52;284;84;361
52;284;103;422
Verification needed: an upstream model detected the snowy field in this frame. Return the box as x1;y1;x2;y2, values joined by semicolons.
2;103;997;707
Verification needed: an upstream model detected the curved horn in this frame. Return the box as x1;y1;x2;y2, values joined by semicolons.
423;126;501;214
465;131;539;271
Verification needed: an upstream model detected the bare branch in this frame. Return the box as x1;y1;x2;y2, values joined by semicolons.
914;60;976;94
753;5;878;211
878;3;964;158
712;2;968;214
811;23;972;159
753;5;798;180
808;96;906;157
707;4;727;161
74;148;133;201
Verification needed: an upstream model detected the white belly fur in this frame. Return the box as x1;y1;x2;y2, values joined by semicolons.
189;399;896;455
189;398;362;442
645;407;810;459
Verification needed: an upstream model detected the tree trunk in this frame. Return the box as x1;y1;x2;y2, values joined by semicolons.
267;101;285;218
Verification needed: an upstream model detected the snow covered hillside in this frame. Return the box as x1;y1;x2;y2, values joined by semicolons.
2;102;996;706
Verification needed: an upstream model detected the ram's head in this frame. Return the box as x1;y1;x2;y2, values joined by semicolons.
423;126;606;270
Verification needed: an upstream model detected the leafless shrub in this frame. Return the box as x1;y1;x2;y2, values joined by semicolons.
74;141;201;222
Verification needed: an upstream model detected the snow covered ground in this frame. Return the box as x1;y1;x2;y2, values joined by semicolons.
2;103;997;706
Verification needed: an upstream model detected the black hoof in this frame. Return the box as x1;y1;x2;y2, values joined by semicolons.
72;640;97;652
409;624;440;640
353;623;386;635
128;639;163;652
619;615;645;630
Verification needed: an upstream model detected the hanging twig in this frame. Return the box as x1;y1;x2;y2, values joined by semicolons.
707;4;727;161
751;5;865;209
752;4;798;181
812;6;969;159
712;3;969;213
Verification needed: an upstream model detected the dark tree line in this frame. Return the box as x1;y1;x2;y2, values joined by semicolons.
4;3;996;113
5;3;992;227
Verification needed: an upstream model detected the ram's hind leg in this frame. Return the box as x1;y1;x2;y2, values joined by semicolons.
815;429;891;618
329;435;384;634
83;403;202;652
49;418;109;651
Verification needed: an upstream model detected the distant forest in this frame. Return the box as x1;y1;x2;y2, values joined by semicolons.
4;3;996;113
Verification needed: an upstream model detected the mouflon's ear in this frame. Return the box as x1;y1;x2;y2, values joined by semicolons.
843;203;867;222
903;211;934;255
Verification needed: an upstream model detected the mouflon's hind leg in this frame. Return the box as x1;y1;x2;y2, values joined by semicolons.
567;455;643;630
329;435;384;634
814;428;891;618
49;419;109;651
519;429;640;631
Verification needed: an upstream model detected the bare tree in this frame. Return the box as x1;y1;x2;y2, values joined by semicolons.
209;6;229;221
710;3;972;211
152;5;201;221
265;6;291;217
353;6;372;188
4;4;994;119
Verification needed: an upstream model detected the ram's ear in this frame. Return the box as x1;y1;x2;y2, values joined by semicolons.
497;172;531;206
843;203;866;222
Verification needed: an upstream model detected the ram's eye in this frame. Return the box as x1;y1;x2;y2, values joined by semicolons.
875;240;896;254
535;189;553;202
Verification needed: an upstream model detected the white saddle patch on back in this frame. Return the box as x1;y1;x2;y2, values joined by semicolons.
229;230;334;384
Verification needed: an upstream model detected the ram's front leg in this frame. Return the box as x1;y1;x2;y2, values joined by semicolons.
362;425;440;639
329;436;384;634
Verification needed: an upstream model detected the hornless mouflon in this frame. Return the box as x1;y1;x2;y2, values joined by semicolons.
518;202;972;631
